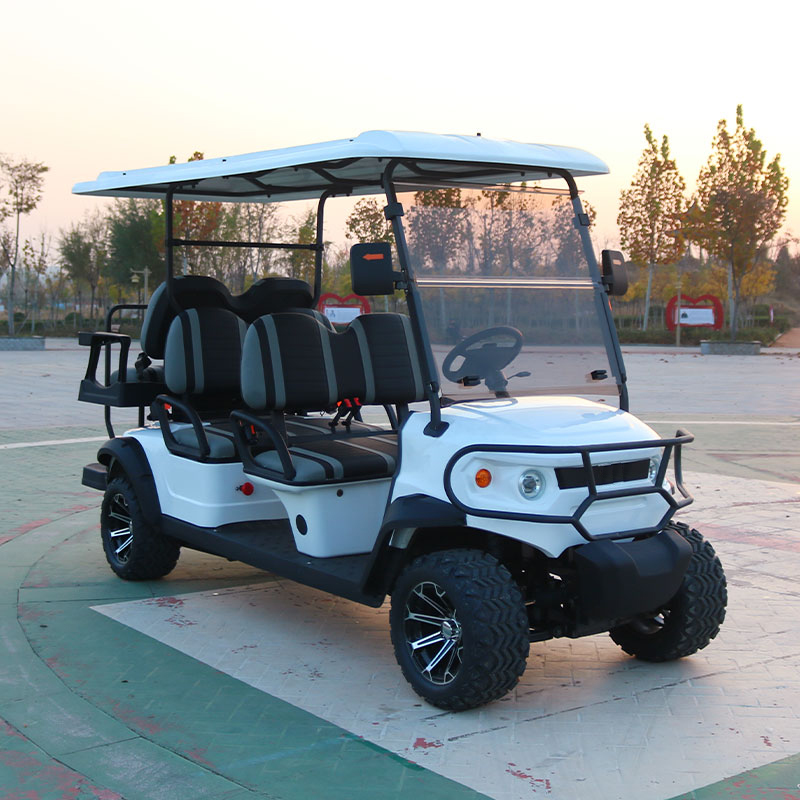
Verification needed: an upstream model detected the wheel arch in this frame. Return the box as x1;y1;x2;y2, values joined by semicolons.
97;437;162;527
364;494;545;597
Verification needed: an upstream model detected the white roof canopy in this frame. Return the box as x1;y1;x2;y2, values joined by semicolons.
72;130;609;203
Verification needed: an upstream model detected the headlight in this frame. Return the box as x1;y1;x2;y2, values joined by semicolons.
519;469;545;500
648;456;660;483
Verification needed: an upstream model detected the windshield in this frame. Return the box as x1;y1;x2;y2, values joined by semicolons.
398;185;618;404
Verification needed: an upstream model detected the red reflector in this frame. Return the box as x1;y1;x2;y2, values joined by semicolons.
363;253;385;261
238;482;255;496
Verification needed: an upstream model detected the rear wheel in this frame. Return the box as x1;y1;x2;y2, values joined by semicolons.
101;476;179;580
609;523;727;661
390;549;529;711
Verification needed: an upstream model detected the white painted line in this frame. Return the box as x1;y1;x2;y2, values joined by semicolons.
0;436;107;451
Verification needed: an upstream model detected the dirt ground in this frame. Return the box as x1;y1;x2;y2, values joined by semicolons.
772;326;800;347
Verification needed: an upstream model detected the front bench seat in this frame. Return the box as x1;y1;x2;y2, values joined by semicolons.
238;311;424;484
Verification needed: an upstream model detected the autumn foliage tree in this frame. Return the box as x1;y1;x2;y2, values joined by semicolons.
691;105;788;339
617;125;685;330
168;152;223;275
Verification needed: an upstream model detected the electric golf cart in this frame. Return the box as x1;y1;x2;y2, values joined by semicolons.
75;131;726;710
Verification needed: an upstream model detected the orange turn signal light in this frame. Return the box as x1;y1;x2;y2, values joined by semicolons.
475;468;492;488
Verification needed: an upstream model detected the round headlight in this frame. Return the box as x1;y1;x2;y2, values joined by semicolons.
519;469;545;500
648;456;660;483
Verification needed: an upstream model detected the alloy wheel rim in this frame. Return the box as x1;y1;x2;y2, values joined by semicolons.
403;580;463;685
106;492;134;564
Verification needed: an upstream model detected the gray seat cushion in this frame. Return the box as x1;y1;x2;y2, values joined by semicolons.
253;431;398;483
173;425;236;459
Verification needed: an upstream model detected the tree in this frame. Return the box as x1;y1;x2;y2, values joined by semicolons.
59;223;92;322
107;198;165;297
20;234;50;333
617;125;685;330
230;202;284;291
60;212;108;323
345;198;394;244
0;156;49;336
286;210;317;286
168;152;223;276
692;105;788;339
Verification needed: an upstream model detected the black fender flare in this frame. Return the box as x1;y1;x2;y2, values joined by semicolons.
97;437;162;528
362;494;466;596
379;493;466;546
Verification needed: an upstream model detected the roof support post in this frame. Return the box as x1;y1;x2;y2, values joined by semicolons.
313;191;332;305
165;187;180;313
561;171;629;411
382;164;448;437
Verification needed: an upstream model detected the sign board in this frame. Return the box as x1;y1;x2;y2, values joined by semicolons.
665;294;723;331
318;293;371;326
676;307;715;326
324;306;362;325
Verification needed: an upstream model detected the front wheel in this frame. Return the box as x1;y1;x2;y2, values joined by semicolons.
101;476;179;580
390;549;530;711
609;522;727;661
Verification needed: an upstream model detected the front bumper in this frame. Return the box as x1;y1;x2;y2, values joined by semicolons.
572;526;693;626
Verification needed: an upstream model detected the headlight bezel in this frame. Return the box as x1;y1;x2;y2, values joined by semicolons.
518;468;546;500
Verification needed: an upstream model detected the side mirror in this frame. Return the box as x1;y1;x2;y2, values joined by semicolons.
601;250;628;297
350;242;398;296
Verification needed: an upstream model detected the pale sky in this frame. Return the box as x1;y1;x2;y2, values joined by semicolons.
3;0;798;256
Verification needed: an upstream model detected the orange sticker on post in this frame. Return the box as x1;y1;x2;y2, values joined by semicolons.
363;253;385;261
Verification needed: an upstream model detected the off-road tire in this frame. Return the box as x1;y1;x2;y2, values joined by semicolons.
390;548;529;711
609;522;726;661
101;476;179;580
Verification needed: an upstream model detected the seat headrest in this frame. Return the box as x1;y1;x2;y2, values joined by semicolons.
141;276;232;360
140;276;313;359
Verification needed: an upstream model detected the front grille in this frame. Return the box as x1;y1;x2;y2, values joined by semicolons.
555;459;650;490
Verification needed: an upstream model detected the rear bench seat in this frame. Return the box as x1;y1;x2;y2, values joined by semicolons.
234;311;425;484
151;299;337;463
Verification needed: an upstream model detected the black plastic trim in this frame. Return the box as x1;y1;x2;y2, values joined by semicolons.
95;437;162;527
81;462;108;491
161;515;384;607
379;494;467;541
231;409;296;480
573;527;693;623
78;306;155;437
152;395;212;460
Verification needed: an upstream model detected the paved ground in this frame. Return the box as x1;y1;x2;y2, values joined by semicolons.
774;327;800;348
1;339;799;799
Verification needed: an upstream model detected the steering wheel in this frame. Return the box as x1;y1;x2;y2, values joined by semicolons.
441;326;524;389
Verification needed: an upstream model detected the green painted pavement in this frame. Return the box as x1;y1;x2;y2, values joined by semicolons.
668;755;800;799
1;436;489;799
15;552;487;798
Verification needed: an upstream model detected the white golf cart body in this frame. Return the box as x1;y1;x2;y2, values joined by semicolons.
74;131;721;710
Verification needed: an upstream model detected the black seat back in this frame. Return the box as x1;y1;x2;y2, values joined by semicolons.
240;312;424;413
164;307;246;397
141;275;314;360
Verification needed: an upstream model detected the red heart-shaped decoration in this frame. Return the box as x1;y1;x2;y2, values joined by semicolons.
317;292;372;323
